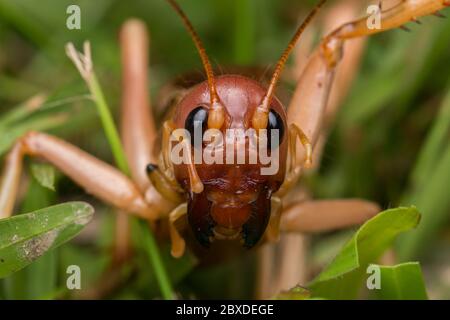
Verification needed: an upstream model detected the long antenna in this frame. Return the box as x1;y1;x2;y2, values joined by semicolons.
252;0;327;130
166;0;225;129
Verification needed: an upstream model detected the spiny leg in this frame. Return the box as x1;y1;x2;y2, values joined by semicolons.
289;0;450;166
0;131;156;219
309;0;367;169
324;0;450;61
321;0;366;126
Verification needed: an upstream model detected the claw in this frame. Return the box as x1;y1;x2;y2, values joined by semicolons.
400;25;411;32
434;12;446;18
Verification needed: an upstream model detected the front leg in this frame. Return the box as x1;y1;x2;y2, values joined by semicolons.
0;131;158;219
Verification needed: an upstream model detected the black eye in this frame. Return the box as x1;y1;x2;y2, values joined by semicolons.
266;109;284;150
185;106;208;146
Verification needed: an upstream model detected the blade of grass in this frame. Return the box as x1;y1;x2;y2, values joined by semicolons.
138;221;174;299
233;0;256;65
66;42;174;299
0;0;48;47
410;87;450;187
0;114;68;156
398;144;450;260
0;94;47;128
398;83;450;260
88;74;129;174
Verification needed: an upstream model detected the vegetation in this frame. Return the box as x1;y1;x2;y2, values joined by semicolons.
0;0;450;299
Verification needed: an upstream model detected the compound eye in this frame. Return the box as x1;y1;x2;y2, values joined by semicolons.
266;109;285;150
185;106;208;146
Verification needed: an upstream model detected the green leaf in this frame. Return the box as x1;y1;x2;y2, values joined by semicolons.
373;262;428;300
0;202;94;278
309;207;421;299
2;177;57;299
30;163;56;191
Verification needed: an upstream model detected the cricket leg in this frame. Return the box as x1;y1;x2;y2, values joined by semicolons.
117;19;163;262
112;211;133;264
168;203;188;258
289;0;450;167
275;124;312;198
256;243;276;299
0;131;157;219
280;199;380;233
265;197;283;242
262;1;367;298
120;19;159;192
309;0;367;168
324;0;450;61
263;1;368;299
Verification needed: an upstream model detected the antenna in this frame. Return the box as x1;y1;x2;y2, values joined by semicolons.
252;0;327;130
166;0;225;129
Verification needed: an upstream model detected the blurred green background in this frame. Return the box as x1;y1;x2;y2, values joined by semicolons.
0;0;450;299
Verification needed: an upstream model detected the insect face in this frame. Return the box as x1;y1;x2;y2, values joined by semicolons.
172;75;288;248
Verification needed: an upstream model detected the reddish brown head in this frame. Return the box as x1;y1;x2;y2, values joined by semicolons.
172;75;288;247
166;0;326;248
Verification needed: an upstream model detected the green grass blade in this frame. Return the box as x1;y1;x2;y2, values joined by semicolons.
88;74;130;174
67;43;174;299
0;202;94;278
0;0;48;47
0;114;68;156
398;145;450;260
397;84;450;260
233;0;255;65
138;221;174;300
410;87;450;188
0;95;46;129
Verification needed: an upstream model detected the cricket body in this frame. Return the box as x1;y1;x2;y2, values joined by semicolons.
0;0;449;261
169;75;290;248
